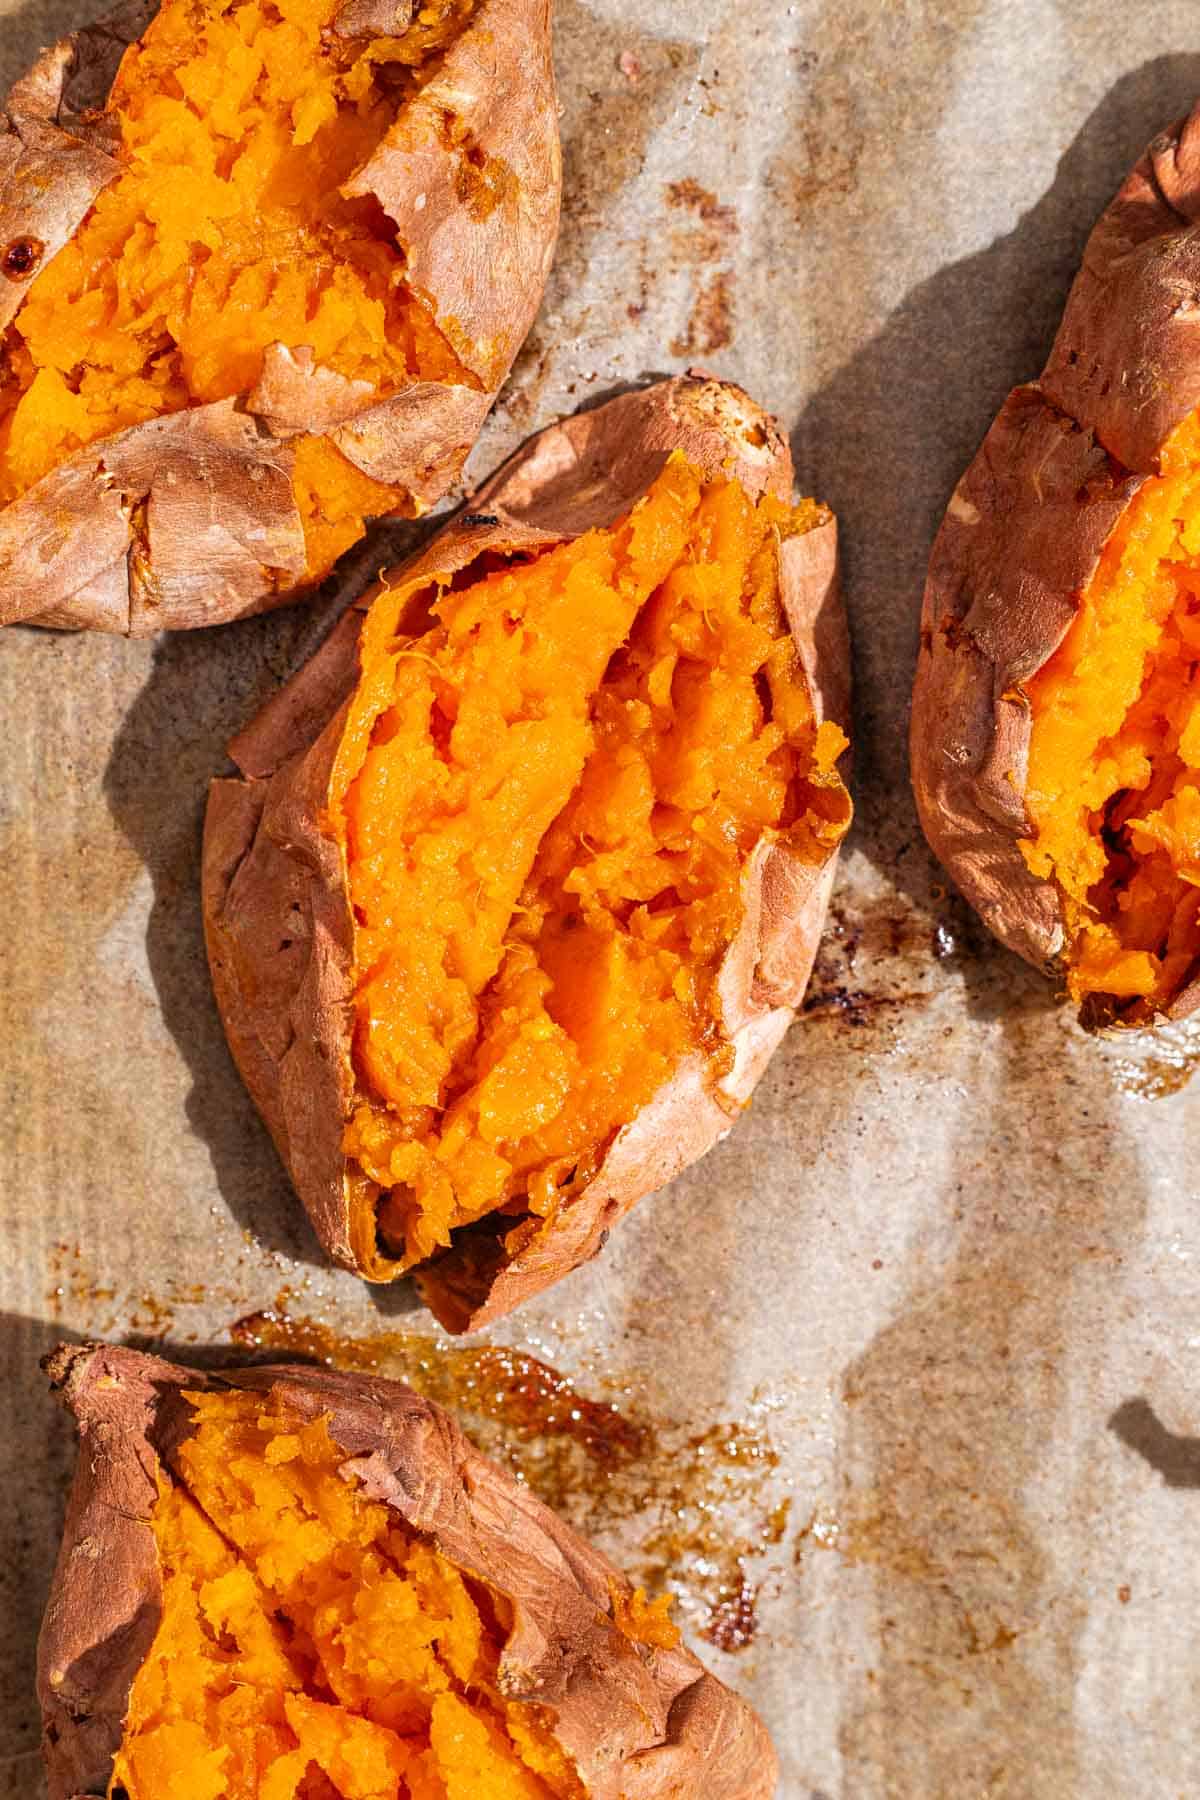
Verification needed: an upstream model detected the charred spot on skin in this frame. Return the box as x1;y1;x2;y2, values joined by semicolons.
940;614;973;654
452;132;518;223
462;512;500;526
2;235;42;280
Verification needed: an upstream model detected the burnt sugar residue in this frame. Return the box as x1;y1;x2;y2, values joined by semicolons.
798;887;1017;1034
230;1304;791;1651
231;1306;647;1468
45;1241;223;1338
46;1240;116;1316
801;898;934;1026
1111;1052;1200;1100
1103;1015;1200;1100
669;270;734;358
663;177;739;360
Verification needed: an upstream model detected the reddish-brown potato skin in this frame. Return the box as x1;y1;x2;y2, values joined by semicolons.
201;373;853;1328
913;388;1138;975
0;0;560;635
911;99;1200;1023
910;102;1200;1029
37;1341;778;1800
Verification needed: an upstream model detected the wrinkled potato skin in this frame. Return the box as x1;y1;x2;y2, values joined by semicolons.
911;101;1200;1022
38;1341;778;1800
0;0;560;635
201;373;853;1329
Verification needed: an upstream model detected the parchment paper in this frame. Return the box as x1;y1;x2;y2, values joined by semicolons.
4;2;1200;1795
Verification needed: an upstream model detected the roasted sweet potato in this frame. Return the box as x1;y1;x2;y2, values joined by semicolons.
0;0;559;634
38;1341;777;1799
203;374;852;1328
912;101;1200;1027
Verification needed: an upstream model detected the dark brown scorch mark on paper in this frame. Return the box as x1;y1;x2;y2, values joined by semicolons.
665;178;738;357
670;272;735;358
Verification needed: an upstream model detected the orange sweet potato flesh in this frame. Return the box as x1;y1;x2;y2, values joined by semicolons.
911;98;1200;1026
0;0;558;632
38;1343;778;1800
1021;411;1200;1011
202;374;852;1326
333;457;847;1267
0;0;467;578
112;1390;580;1800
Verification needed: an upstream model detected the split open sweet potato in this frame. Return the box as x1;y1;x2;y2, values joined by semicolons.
38;1341;777;1799
912;100;1200;1027
203;374;852;1328
0;0;559;633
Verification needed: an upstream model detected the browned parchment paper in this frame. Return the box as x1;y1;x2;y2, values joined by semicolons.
5;3;1200;1795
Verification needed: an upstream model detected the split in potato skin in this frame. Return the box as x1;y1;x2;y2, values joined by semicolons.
0;0;476;581
1021;409;1200;1017
328;454;850;1267
113;1388;588;1800
42;1346;778;1798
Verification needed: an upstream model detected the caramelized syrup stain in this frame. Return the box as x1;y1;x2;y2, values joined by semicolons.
46;1241;115;1316
230;1303;790;1650
231;1306;647;1466
1105;1026;1200;1099
46;1244;231;1337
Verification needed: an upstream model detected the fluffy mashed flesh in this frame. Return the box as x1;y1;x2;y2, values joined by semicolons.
0;0;476;580
1022;410;1200;1015
112;1389;581;1800
332;454;851;1268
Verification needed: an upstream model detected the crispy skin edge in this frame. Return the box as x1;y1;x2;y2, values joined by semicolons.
912;383;1138;974
37;1341;779;1800
910;97;1200;1022
201;372;852;1321
0;0;560;634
